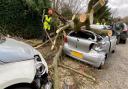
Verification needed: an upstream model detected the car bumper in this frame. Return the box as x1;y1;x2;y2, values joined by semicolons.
120;32;127;40
63;44;106;68
31;72;52;89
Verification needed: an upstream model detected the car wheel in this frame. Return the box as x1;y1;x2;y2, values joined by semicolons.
98;64;103;69
122;39;127;44
13;86;32;89
105;54;108;60
98;60;105;69
111;50;115;53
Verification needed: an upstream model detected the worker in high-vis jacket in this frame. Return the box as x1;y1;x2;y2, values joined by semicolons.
42;9;53;42
43;11;52;31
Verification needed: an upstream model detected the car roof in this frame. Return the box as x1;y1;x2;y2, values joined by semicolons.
90;24;109;30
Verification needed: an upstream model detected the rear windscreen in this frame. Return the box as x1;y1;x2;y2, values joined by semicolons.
69;31;95;40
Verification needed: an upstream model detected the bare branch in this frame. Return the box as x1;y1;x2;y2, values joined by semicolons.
59;64;96;81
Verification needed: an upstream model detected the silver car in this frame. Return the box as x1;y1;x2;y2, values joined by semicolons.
63;30;117;68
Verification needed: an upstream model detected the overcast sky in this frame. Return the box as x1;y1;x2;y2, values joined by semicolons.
108;0;128;18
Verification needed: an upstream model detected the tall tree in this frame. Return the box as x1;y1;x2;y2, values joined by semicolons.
88;0;111;24
0;0;26;35
53;0;88;19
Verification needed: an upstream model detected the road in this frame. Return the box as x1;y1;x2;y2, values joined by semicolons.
93;42;128;89
59;42;128;89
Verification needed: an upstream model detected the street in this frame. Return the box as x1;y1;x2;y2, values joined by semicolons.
94;42;128;89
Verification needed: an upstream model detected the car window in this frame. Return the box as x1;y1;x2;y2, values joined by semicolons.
69;31;95;40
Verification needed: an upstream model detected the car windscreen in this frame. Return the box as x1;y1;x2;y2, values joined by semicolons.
69;31;95;40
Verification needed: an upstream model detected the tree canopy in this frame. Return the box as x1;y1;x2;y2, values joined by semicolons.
88;0;111;24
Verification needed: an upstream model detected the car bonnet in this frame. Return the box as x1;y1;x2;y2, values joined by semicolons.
0;38;35;63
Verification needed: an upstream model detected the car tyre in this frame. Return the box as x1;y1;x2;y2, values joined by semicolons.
105;54;108;60
12;86;32;89
98;60;105;70
98;64;103;69
111;50;115;53
122;39;127;44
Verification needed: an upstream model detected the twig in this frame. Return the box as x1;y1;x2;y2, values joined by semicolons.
44;29;54;44
34;39;50;49
51;24;70;50
34;33;63;49
59;64;96;81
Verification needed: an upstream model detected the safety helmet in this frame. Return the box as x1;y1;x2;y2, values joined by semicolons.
48;8;53;15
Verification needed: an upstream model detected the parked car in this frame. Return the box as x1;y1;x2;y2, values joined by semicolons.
113;23;128;44
63;30;117;68
0;37;51;89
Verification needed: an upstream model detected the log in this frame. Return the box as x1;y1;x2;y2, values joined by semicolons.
52;46;63;89
50;0;108;50
59;64;96;81
90;29;113;36
51;24;70;50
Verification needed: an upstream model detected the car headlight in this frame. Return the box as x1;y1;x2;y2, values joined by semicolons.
34;55;46;75
94;46;102;52
92;42;104;52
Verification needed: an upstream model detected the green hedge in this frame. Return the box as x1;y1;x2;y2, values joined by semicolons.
0;0;45;38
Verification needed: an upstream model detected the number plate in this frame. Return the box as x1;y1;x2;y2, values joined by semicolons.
71;51;83;59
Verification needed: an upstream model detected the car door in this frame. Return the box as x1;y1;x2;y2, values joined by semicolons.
76;31;96;52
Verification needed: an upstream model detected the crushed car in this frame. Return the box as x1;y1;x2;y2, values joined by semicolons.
0;37;51;89
63;29;117;68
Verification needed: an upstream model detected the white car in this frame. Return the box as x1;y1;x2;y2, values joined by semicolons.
0;37;51;89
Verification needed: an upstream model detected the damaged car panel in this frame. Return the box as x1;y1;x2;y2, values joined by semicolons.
63;30;117;68
0;37;51;89
67;30;96;52
0;38;34;63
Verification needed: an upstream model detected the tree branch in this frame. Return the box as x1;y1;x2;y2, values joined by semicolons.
59;64;96;81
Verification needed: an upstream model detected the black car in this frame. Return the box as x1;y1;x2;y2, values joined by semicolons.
113;23;128;44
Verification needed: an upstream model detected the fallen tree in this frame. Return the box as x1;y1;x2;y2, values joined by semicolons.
50;0;112;50
51;46;63;89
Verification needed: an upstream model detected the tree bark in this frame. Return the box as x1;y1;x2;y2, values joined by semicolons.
52;46;63;89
